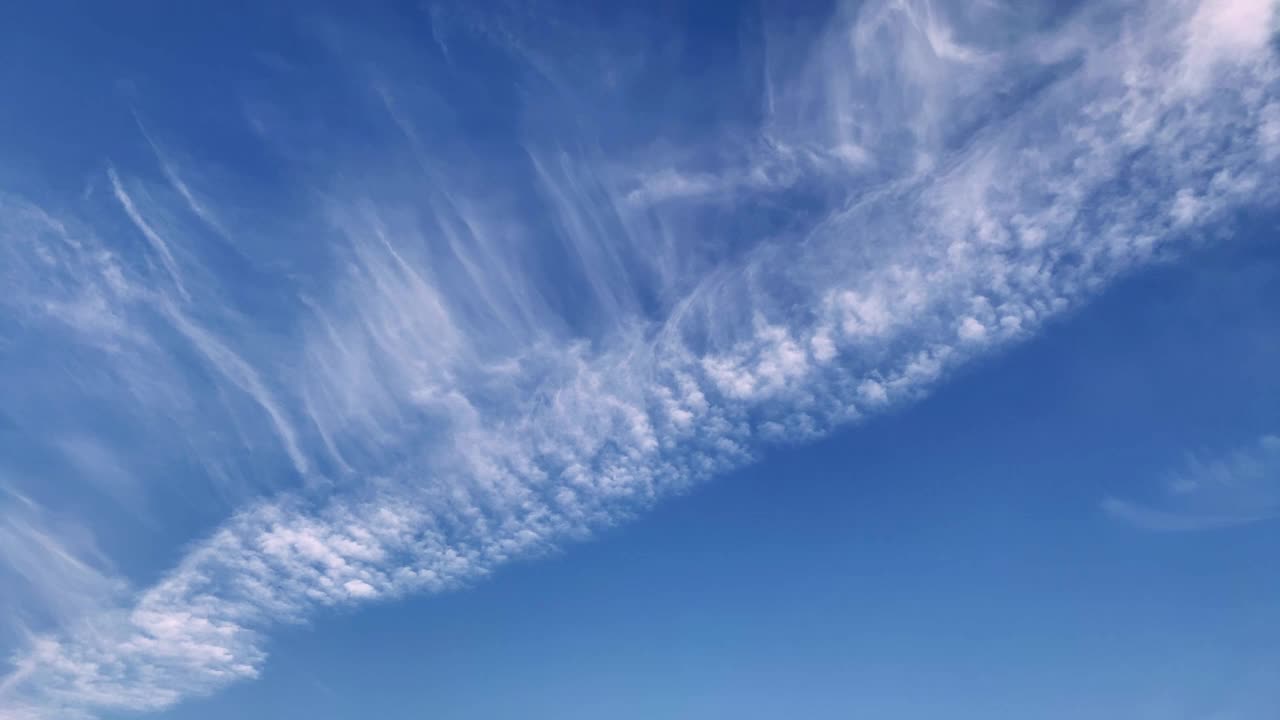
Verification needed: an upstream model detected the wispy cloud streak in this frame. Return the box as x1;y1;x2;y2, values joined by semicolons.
1105;434;1280;531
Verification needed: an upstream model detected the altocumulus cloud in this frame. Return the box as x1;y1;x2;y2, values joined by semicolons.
1;0;1279;717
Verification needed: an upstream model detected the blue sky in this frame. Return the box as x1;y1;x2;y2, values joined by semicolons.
1;1;1278;718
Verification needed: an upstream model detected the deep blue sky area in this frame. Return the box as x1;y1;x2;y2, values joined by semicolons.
1;1;1278;719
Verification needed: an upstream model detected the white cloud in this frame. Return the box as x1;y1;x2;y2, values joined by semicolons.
107;168;191;304
957;316;986;343
1183;0;1277;88
624;168;720;205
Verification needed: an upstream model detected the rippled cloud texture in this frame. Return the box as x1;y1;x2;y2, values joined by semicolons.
1;0;1278;717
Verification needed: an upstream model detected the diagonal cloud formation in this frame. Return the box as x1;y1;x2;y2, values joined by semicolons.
1;0;1278;717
